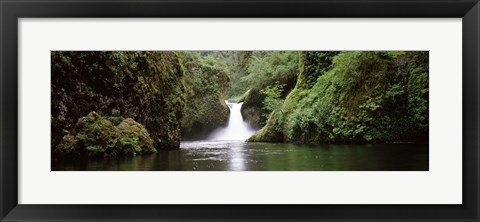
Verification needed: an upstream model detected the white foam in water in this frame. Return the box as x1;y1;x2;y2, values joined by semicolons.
208;101;256;141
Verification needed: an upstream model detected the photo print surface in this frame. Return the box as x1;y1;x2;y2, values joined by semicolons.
51;51;429;171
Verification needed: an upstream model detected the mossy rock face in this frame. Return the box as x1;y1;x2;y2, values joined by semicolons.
55;112;157;158
51;51;185;155
246;125;283;142
179;52;230;140
240;89;267;130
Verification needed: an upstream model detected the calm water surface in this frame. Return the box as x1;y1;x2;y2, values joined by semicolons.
52;141;428;171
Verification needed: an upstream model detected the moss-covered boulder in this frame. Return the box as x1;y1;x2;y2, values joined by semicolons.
117;118;156;154
55;112;156;158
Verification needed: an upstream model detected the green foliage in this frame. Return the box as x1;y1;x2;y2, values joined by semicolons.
115;136;139;156
55;112;156;158
51;51;185;157
85;146;105;156
217;51;253;98
117;118;156;153
261;82;285;118
106;116;125;125
297;51;338;88
243;52;299;91
223;51;301;128
52;50;429;154
178;52;230;139
249;51;429;144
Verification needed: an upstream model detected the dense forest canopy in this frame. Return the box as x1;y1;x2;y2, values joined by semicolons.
51;51;428;159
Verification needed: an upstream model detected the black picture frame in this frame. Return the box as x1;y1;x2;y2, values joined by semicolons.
1;0;479;221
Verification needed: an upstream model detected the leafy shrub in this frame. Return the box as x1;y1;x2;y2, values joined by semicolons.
261;82;285;118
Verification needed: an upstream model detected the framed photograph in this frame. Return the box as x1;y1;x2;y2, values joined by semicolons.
1;0;479;221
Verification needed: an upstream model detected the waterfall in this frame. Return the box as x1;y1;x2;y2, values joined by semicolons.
208;101;256;141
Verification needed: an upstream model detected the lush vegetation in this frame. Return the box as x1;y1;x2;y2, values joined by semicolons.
52;51;187;159
52;51;428;160
220;51;300;128
178;52;230;140
51;51;229;159
248;51;429;144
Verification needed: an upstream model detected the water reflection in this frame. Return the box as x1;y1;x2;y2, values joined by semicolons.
52;141;429;171
228;143;246;171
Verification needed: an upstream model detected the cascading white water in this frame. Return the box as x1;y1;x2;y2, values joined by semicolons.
208;101;256;141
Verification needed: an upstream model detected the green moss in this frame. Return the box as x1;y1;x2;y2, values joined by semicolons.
114;136;138;156
117;118;156;154
106;116;125;125
240;89;268;129
249;51;429;144
179;52;230;140
56;134;79;157
55;112;157;158
85;145;106;157
246;112;284;142
75;111;120;152
51;51;186;158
